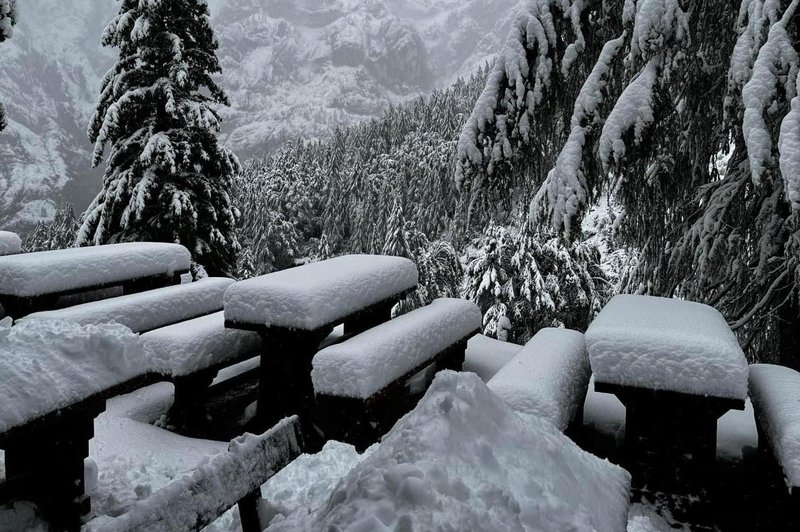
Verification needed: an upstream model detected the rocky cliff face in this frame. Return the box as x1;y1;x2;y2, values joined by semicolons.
0;0;516;229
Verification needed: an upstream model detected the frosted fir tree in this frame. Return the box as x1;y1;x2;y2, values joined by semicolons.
457;0;800;363
0;0;16;131
382;199;412;258
78;0;240;275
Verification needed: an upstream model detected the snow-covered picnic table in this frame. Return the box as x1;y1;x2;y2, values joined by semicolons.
0;242;191;318
224;254;418;433
585;294;748;492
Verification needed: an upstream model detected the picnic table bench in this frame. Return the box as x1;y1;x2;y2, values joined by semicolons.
312;297;481;450
0;231;21;256
749;363;800;504
223;254;418;437
488;327;590;434
585;295;748;493
0;242;191;318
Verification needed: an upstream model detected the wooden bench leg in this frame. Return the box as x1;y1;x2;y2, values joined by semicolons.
169;371;216;433
237;490;263;532
4;407;101;531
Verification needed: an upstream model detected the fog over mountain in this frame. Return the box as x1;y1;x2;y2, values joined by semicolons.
0;0;517;229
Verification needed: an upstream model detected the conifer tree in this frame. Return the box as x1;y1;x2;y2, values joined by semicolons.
382;199;412;258
78;0;240;275
0;0;16;131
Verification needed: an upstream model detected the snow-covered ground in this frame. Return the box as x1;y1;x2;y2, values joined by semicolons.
0;336;763;531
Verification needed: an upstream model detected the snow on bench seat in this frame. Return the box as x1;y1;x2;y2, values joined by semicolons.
0;318;151;434
463;334;522;381
749;364;800;490
0;231;21;256
0;242;191;298
585;294;748;400
488;328;590;431
141;311;261;378
91;417;303;532
24;277;233;333
224;254;418;331
312;298;481;399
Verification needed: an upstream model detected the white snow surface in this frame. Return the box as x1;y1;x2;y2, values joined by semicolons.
224;254;418;330
0;318;151;433
0;242;191;298
141;311;262;377
0;231;21;256
488;327;590;431
779;70;800;210
749;363;800;488
270;371;631;532
312;298;481;398
24;277;233;333
462;334;522;381
585;295;748;399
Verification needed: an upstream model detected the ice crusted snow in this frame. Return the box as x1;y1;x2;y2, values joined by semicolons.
25;277;233;333
312;298;481;398
749;364;800;488
0;231;21;256
0;242;191;298
224;254;418;330
0;318;150;433
270;371;631;532
141;311;262;377
585;295;749;399
92;418;302;532
488;327;590;431
463;334;522;381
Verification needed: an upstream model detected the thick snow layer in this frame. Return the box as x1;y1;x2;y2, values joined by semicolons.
779;70;800;210
488;328;590;431
0;242;191;298
0;231;21;256
141;311;262;377
270;371;631;532
311;298;481;398
93;418;302;532
0;318;150;433
25;277;233;333
462;334;522;381
224;254;418;330
749;364;800;488
585;295;748;399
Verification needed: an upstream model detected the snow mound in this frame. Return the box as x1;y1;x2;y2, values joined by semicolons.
0;242;190;298
224;254;418;330
0;231;21;256
749;364;800;488
312;298;480;398
488;327;590;431
586;295;748;400
268;371;631;532
463;334;522;381
0;318;150;433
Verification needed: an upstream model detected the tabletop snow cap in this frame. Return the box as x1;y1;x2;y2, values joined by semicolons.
269;371;630;532
0;318;150;433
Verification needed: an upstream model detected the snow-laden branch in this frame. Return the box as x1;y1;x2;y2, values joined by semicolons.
779;70;800;210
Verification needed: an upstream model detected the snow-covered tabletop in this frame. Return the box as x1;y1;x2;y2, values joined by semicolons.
749;364;800;488
0;242;191;298
224;254;418;330
312;298;480;398
585;294;748;400
25;277;233;333
0;231;21;256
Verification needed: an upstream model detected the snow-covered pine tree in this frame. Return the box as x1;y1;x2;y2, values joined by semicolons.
0;0;16;131
21;204;80;252
382;198;412;258
457;0;800;363
78;0;240;275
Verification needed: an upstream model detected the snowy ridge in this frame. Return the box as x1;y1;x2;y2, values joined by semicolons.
224;254;418;330
586;295;749;400
24;277;233;333
0;242;190;297
0;318;150;433
488;327;590;431
749;364;800;488
311;298;481;398
270;371;631;531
